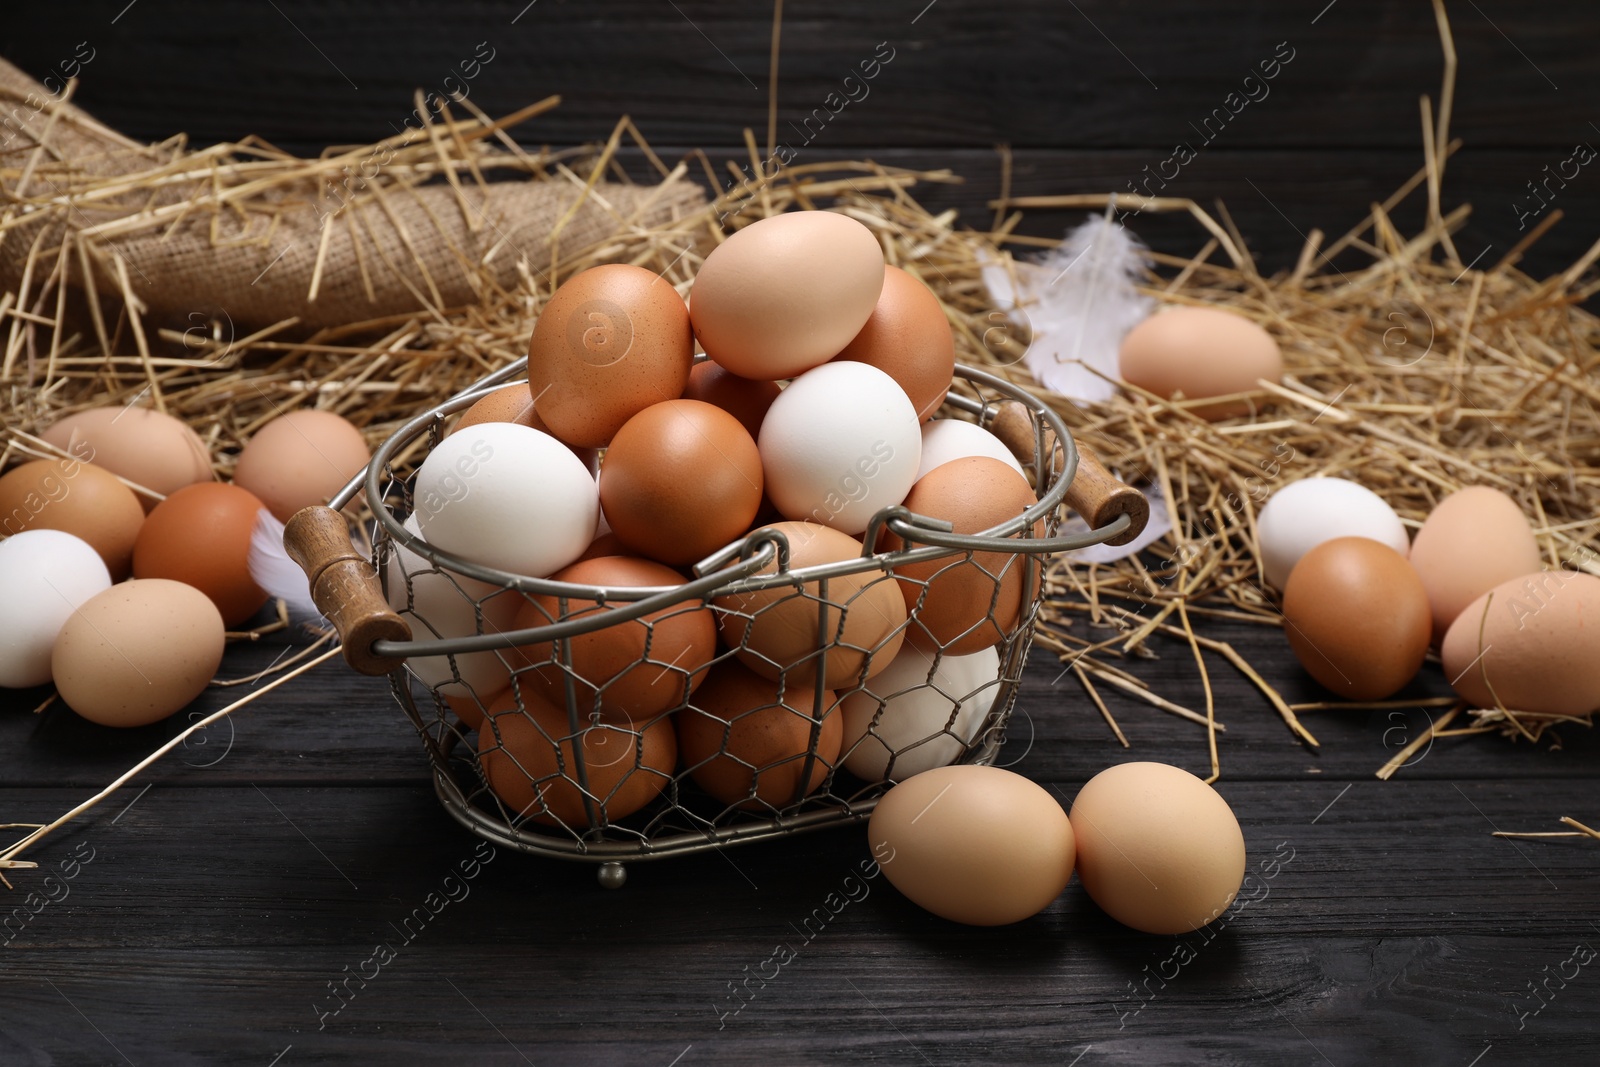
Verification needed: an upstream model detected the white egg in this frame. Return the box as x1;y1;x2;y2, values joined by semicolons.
414;422;598;577
841;644;1002;781
1256;477;1410;590
915;419;1027;482
758;362;922;536
385;516;519;703
0;530;112;688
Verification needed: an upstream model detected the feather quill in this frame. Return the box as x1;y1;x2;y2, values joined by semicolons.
247;508;323;620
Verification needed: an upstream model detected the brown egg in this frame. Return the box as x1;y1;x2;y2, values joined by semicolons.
676;659;841;809
449;384;598;470
690;211;885;380
599;399;764;566
41;406;213;511
0;457;144;580
1119;306;1283;420
831;265;955;421
233;409;372;522
1069;762;1245;935
1282;536;1431;700
1441;571;1600;716
511;555;716;720
477;681;676;827
451;383;548;435
51;578;226;728
1409;487;1542;645
714;521;907;687
132;482;268;626
680;360;781;441
529;264;694;448
576;531;631;563
869;765;1075;926
879;457;1042;656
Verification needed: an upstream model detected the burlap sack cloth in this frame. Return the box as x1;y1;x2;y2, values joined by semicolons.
0;58;705;332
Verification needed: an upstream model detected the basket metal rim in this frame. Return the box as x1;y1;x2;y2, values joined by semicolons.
336;359;1123;660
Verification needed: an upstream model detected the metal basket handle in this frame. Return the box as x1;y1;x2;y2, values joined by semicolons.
989;400;1149;547
283;505;412;676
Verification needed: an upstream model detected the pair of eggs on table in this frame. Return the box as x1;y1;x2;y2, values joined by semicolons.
1258;477;1600;713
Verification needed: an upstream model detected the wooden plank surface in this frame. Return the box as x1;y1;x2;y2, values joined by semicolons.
3;2;1599;1064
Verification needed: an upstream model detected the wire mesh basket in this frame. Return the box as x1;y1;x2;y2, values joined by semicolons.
286;360;1147;887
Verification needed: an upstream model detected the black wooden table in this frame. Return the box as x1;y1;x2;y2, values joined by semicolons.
4;3;1599;1064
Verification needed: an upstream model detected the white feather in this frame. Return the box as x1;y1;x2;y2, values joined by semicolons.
248;508;323;620
986;214;1153;403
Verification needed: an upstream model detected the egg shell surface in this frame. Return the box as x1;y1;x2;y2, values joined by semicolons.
869;765;1075;926
690;211;885;380
528;264;694;448
0;530;111;689
1409;486;1542;645
233;409;371;523
51;578;226;728
758;361;922;536
1069;761;1246;935
133;482;268;626
41;406;213;511
1441;571;1600;717
830;264;955;421
1118;306;1283;419
1255;477;1410;590
413;422;598;578
0;457;144;580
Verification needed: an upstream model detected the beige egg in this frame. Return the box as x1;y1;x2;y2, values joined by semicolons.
52;578;226;727
1069;761;1246;935
41;406;213;511
1118;306;1283;419
1441;571;1600;717
234;410;372;522
689;211;885;381
1409;487;1541;645
868;765;1075;926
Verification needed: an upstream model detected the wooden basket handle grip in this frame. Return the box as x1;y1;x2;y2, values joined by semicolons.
283;505;412;676
990;400;1149;547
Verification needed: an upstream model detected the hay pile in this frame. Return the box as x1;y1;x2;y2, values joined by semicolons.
2;14;1595;783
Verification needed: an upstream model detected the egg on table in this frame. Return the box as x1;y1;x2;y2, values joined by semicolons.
0;457;145;580
1441;571;1600;717
1255;477;1410;590
0;530;111;689
133;482;269;626
1408;486;1542;645
41;405;213;511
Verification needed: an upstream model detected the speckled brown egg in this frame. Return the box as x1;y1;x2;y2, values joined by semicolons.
529;264;694;448
477;681;676;827
1119;306;1283;420
831;264;955;421
599;399;764;566
675;659;841;809
0;457;144;580
1282;536;1431;700
511;554;716;720
1441;571;1600;717
41;406;213;512
680;360;781;441
879;457;1043;655
233;409;372;522
132;482;268;626
714;521;907;687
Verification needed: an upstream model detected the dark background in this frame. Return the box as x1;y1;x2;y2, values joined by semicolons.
3;3;1599;1066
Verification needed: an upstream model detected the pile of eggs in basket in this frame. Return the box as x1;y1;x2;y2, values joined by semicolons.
396;211;1051;836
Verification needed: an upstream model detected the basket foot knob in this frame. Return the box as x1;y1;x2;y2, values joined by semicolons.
597;862;627;890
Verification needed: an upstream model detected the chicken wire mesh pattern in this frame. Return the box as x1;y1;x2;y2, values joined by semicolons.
348;362;1126;881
